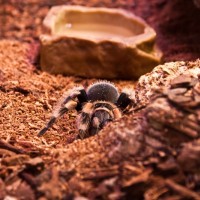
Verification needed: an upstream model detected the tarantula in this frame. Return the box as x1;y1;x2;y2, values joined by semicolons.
38;81;135;139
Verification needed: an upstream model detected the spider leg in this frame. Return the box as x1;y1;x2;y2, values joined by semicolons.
90;116;101;136
116;88;135;111
113;107;122;119
90;116;114;136
38;86;87;137
77;102;94;139
37;116;57;137
38;107;68;137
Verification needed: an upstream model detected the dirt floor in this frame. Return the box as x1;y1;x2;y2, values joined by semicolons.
0;0;200;200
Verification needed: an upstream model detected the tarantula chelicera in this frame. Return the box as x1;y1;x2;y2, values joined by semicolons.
38;81;135;139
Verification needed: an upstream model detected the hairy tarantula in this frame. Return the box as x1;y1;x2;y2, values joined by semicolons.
38;81;135;139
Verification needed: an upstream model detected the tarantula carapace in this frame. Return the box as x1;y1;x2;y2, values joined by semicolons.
38;81;135;139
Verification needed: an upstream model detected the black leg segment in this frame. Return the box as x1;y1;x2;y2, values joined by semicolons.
38;116;56;136
76;89;88;111
116;93;131;110
38;107;68;137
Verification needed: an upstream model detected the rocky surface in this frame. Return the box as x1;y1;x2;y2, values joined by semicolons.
0;40;200;199
135;60;200;107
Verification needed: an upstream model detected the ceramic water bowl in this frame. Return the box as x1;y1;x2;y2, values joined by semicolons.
40;6;162;79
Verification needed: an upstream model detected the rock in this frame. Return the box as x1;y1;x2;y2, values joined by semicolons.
177;139;200;173
144;73;200;140
40;6;162;79
135;60;200;107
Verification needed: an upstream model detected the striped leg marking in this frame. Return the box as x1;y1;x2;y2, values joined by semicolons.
77;102;93;139
38;86;85;137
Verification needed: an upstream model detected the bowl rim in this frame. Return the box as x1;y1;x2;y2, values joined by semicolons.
42;5;156;45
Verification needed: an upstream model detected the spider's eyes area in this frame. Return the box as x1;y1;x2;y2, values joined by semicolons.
87;81;119;103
